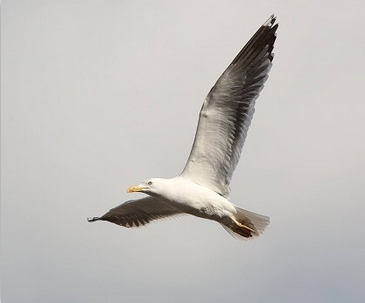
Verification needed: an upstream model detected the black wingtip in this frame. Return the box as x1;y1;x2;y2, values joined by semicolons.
87;217;100;222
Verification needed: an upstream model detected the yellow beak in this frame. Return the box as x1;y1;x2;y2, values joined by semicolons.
127;185;145;193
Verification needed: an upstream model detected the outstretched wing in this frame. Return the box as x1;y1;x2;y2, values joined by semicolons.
88;197;185;228
181;15;278;197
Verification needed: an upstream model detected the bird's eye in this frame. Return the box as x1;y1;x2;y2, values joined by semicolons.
147;181;153;185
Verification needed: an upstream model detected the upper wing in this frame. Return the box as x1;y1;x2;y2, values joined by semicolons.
88;196;185;228
180;15;278;197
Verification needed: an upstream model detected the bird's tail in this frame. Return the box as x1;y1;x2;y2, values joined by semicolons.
221;206;270;240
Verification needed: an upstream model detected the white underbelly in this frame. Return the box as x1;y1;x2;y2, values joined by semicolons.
166;177;236;220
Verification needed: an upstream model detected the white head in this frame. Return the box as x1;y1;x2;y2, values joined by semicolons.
127;178;167;196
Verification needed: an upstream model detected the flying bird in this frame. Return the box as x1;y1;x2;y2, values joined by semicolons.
88;15;278;240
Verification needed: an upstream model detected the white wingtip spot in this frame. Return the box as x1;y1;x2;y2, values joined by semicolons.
263;14;276;27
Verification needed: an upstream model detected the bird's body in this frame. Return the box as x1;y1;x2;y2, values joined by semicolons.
147;177;236;220
88;15;278;240
149;177;269;239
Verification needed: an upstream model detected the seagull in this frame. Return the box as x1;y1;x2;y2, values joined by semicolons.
88;15;278;240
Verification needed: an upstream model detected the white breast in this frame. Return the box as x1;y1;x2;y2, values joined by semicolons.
160;177;236;220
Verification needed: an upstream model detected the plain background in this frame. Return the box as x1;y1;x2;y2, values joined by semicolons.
2;1;365;302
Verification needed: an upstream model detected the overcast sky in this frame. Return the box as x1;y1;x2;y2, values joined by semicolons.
2;1;365;302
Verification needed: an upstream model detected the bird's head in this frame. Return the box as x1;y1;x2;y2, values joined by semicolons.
127;178;165;196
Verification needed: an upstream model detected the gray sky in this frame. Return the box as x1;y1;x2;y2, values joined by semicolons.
2;1;365;302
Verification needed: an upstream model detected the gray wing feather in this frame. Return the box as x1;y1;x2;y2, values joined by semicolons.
181;15;278;197
88;197;184;228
